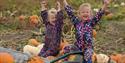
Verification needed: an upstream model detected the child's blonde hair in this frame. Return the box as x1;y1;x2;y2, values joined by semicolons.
48;8;57;15
79;3;91;10
78;3;93;16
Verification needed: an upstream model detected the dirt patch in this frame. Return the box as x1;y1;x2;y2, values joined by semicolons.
0;30;32;51
95;21;125;54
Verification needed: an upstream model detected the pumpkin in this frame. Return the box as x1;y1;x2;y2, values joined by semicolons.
28;39;40;46
18;15;26;28
92;29;97;38
96;54;109;63
120;55;125;63
0;52;14;63
19;15;25;21
110;54;122;63
58;39;70;58
29;15;39;25
59;39;69;50
28;56;44;63
92;52;97;63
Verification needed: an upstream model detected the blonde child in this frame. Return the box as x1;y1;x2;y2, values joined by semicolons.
39;0;64;57
63;0;111;63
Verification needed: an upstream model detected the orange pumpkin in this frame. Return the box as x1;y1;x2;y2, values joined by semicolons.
58;39;70;56
92;52;97;63
92;29;97;38
29;15;39;25
0;52;14;63
28;56;44;63
110;54;122;63
120;55;125;63
19;15;25;21
28;39;40;46
18;15;26;28
59;39;69;50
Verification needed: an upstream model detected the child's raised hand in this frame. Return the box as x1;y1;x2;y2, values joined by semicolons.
57;1;61;6
57;1;61;11
40;0;47;7
102;0;111;11
103;0;111;5
40;0;48;11
63;0;68;6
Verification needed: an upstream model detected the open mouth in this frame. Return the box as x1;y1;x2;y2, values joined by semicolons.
82;15;89;21
51;17;56;19
83;16;88;18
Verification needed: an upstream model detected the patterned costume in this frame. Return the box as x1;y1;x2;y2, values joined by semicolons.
39;10;63;57
64;5;104;63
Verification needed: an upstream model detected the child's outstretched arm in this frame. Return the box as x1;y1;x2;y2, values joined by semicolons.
57;1;61;12
40;0;47;11
90;0;111;27
102;0;111;11
57;1;64;25
63;0;79;25
40;0;48;24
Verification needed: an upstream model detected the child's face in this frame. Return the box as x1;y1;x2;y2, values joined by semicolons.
79;6;91;21
48;13;56;23
48;9;57;24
